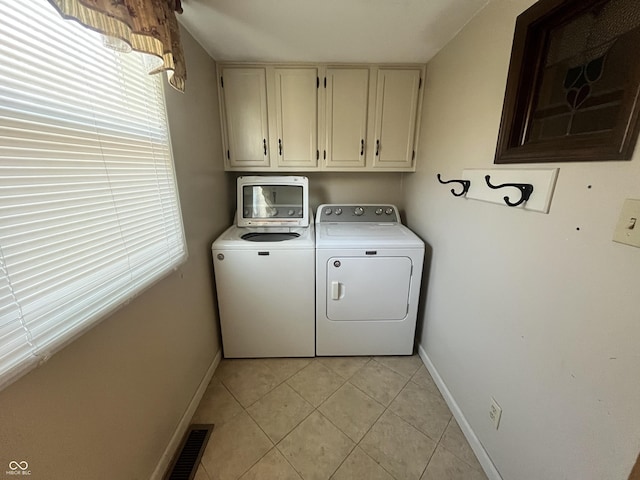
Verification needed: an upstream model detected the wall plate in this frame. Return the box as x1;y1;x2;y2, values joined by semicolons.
613;199;640;248
462;168;559;213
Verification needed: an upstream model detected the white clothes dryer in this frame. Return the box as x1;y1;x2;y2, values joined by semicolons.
211;176;315;358
315;204;424;356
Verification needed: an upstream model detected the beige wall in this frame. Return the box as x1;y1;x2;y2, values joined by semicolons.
0;28;231;480
404;1;640;479
307;172;405;212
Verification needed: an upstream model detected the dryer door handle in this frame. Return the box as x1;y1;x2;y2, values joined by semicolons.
331;281;344;300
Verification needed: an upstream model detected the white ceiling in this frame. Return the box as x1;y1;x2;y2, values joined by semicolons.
179;0;490;63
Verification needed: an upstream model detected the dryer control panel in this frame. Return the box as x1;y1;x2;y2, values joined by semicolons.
316;204;399;223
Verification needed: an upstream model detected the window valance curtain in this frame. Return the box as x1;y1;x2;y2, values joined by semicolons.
46;0;186;92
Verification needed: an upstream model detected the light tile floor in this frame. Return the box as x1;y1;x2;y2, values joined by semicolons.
191;355;488;480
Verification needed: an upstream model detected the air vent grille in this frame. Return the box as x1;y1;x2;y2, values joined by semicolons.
165;424;214;480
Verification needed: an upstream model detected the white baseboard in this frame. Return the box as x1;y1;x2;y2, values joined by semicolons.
417;343;503;480
150;349;222;480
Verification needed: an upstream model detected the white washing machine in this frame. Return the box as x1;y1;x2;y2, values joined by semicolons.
211;176;315;358
315;204;424;356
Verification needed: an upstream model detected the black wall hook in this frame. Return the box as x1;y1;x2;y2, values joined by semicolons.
436;174;470;197
484;175;534;207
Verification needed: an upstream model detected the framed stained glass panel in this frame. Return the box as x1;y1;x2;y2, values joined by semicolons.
495;0;640;164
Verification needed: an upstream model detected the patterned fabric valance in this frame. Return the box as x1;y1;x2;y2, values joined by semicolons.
47;0;186;92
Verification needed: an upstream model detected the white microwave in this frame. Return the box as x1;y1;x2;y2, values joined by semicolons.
236;176;309;228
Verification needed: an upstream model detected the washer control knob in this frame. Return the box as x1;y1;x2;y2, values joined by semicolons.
354;207;364;216
375;208;383;215
385;207;394;215
333;260;341;268
334;208;342;215
324;208;332;215
288;209;295;216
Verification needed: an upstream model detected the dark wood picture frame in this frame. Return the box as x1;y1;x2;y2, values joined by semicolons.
494;0;640;164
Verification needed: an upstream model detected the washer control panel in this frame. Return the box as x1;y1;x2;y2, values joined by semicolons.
317;204;400;223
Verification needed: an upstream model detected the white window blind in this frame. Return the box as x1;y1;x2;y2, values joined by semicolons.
0;0;187;388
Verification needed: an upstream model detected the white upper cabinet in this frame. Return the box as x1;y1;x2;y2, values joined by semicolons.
324;67;370;168
218;67;270;169
217;63;424;172
372;68;422;169
273;67;319;168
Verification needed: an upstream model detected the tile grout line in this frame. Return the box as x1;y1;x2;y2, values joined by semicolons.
215;360;304;479
436;433;487;475
333;360;411;480
321;360;394;435
218;381;245;423
374;358;423;380
285;357;379;479
278;373;362;480
219;357;310;411
355;444;398;480
273;422;313;480
222;393;275;479
239;418;275;478
250;357;351;480
437;416;454;444
414;363;489;478
350;359;438;480
238;387;310;477
318;356;373;381
259;357;313;385
419;444;438;479
410;364;487;476
352;358;413;406
418;416;454;479
247;358;320;480
411;357;450;480
212;356;457;480
311;362;388;479
199;460;213;480
322;422;358;480
351;399;398;480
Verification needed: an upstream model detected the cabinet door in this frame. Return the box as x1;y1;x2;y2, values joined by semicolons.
325;68;369;168
373;68;421;169
274;68;318;168
220;67;270;168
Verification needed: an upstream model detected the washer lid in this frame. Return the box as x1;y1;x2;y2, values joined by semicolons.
237;176;309;228
315;223;423;249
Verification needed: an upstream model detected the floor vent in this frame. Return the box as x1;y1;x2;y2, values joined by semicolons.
165;424;214;480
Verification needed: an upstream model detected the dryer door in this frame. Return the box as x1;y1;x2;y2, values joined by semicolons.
326;256;412;321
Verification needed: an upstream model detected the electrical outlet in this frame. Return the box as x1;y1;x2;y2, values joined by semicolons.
489;397;502;430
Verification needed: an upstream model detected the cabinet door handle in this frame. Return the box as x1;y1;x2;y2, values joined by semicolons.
278;139;282;155
360;139;364;156
263;139;267;156
375;139;380;156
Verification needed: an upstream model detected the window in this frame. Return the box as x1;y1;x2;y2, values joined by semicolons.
0;0;187;388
